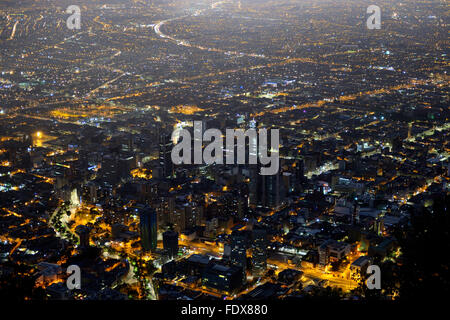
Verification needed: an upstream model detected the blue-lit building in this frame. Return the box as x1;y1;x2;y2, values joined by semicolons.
136;205;157;252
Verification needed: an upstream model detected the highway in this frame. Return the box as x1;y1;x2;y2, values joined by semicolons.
179;236;358;293
154;0;270;60
8;21;19;40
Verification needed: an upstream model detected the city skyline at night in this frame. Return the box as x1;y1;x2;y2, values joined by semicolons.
0;0;448;305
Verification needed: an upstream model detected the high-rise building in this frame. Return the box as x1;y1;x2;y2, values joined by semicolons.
293;158;305;189
75;225;90;248
159;132;174;178
248;164;261;207
261;172;284;209
230;231;248;281
184;202;204;229
252;166;285;209
249;162;284;209
137;205;157;252
170;205;186;234
163;230;179;258
251;228;267;276
154;196;175;230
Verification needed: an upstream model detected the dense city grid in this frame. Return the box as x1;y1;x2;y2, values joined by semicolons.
0;0;448;301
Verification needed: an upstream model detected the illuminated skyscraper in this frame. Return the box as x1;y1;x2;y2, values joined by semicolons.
262;172;284;209
252;228;267;276
230;230;248;282
159;132;174;178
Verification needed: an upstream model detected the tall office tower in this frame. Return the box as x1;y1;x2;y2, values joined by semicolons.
184;203;204;229
159;132;174;178
225;122;258;165
294;158;305;184
236;195;248;219
252;228;267;276
75;225;90;248
137;205;157;252
230;231;248;282
163;230;179;258
155;196;175;230
170;205;186;234
261;170;284;209
248;164;261;207
249;163;284;209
